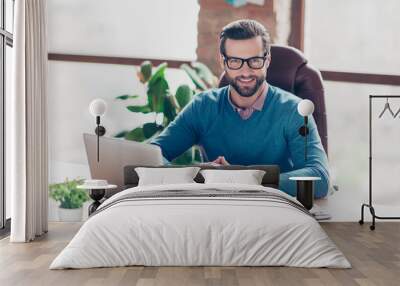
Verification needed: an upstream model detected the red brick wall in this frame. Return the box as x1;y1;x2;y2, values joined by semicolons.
197;0;277;76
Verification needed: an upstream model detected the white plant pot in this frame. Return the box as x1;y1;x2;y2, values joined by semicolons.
58;207;83;222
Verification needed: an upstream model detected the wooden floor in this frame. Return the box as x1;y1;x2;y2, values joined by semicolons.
0;222;399;286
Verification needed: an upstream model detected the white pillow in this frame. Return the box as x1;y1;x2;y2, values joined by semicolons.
200;169;266;185
135;167;201;186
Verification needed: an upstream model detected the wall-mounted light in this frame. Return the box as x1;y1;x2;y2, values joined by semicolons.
89;99;107;162
297;99;315;161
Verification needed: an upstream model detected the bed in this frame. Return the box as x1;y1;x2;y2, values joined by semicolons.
50;164;350;269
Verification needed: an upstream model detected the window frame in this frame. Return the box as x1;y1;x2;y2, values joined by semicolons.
291;0;400;86
0;0;13;234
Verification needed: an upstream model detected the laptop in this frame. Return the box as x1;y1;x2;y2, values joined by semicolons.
83;133;163;187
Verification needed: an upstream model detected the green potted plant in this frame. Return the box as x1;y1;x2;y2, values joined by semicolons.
49;178;89;222
114;60;218;165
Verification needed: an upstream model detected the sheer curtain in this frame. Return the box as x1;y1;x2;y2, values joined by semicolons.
8;0;49;242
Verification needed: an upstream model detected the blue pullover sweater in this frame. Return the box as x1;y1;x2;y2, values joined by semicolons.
151;85;330;198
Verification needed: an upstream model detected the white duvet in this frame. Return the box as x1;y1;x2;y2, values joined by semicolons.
50;183;351;269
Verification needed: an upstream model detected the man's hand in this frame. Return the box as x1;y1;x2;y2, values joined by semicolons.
212;156;230;166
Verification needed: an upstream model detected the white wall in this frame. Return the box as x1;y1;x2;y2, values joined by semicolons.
47;0;199;221
318;82;400;221
304;0;400;74
48;0;199;60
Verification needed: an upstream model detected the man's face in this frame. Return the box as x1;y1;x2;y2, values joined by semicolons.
220;36;270;97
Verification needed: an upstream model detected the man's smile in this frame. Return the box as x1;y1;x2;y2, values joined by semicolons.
237;77;256;85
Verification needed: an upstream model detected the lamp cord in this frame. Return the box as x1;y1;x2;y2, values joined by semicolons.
305;116;308;161
96;116;100;162
97;126;99;162
305;128;308;161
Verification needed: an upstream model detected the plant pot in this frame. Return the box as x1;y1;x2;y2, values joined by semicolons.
58;207;83;222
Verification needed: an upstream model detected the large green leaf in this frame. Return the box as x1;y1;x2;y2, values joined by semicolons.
126;105;152;113
180;63;207;90
175;84;193;109
115;95;140;100
171;149;194;165
148;77;169;113
114;130;128;138
163;95;178;123
191;61;217;88
125;127;146;142
193;146;203;162
143;122;163;139
148;63;168;86
140;61;152;82
171;146;204;165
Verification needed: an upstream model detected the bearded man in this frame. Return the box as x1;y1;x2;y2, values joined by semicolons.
151;19;330;198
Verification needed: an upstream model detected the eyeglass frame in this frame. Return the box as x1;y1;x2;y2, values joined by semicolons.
222;52;269;70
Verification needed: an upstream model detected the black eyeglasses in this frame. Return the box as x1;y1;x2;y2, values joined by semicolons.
223;53;268;70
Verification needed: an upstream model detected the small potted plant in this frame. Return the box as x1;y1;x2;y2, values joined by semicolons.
49;178;89;222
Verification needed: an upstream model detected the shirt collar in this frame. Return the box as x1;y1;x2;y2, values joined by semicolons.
227;81;268;112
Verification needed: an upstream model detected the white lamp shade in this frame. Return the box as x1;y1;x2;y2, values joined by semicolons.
297;99;315;116
89;99;107;117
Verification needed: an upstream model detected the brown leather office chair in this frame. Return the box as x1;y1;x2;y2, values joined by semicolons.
218;44;328;154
